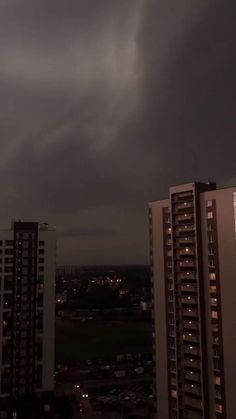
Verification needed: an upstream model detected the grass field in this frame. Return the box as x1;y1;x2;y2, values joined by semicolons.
55;318;152;364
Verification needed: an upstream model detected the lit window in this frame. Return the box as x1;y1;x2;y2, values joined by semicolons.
171;390;177;398
214;376;221;386
215;404;223;413
212;311;218;319
207;212;213;219
207;200;213;207
210;285;217;294
211;298;217;306
210;273;216;280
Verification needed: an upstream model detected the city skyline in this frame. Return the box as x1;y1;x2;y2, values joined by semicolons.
1;1;236;265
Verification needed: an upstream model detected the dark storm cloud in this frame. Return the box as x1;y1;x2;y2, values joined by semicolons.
59;228;115;239
0;0;236;264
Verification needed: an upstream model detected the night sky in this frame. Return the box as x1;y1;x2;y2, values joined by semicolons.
1;1;236;264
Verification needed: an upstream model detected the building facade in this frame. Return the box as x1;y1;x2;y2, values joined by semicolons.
149;182;236;419
0;221;56;418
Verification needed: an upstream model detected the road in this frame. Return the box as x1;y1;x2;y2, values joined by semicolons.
55;381;155;419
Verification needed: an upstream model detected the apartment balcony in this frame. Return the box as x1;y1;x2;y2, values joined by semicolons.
184;383;201;397
176;226;195;234
183;308;198;318
184;397;203;411
185;371;201;383
181;296;198;305
183;320;199;331
178;248;195;256
184;345;200;356
181;285;198;293
175;202;194;210
178;237;195;245
179;261;196;268
175;214;194;224
184;358;200;369
179;272;196;280
183;334;199;344
172;193;193;203
171;376;177;386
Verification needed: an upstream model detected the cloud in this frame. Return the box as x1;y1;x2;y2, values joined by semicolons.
59;228;115;239
0;0;235;264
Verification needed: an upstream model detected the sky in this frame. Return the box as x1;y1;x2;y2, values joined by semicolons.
0;1;236;265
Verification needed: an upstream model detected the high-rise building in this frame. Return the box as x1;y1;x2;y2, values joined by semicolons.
0;221;56;418
149;182;236;419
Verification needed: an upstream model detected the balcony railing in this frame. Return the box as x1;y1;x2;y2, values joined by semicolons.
184;384;201;396
181;296;198;305
183;320;199;330
184;396;203;410
184;358;200;369
175;214;194;223
178;237;195;244
185;371;201;382
183;334;199;344
181;285;198;293
183;308;198;318
184;346;200;356
175;202;194;210
176;226;195;234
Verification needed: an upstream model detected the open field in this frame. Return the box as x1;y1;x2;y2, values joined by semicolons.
55;318;152;364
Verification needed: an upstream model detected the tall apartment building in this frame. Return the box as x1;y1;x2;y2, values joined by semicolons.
0;221;56;418
149;182;236;419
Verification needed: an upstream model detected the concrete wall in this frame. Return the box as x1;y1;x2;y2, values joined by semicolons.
39;229;56;393
150;199;169;419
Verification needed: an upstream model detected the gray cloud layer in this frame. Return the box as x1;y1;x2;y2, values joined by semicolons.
0;1;235;264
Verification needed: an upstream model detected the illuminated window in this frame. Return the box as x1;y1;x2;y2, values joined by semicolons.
210;273;216;280
171;390;177;398
207;200;213;207
213;336;219;344
215;404;223;413
207;212;213;219
215;389;222;399
212;311;218;319
210;285;217;294
211;298;217;306
214;376;221;385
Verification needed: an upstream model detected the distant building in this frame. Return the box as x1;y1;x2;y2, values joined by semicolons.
0;221;56;418
140;301;151;311
149;182;236;418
